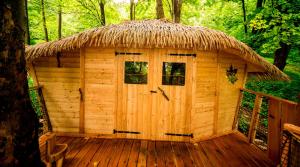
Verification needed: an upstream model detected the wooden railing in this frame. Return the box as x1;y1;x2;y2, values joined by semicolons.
234;88;300;165
29;85;52;134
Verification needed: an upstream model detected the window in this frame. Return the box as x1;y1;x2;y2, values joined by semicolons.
162;62;185;86
124;61;148;84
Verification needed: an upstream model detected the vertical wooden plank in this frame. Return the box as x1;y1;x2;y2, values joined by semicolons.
281;102;300;127
232;64;247;130
191;53;197;141
242;64;248;88
268;98;282;165
137;140;148;167
127;140;141;166
114;50;118;135
27;62;39;86
248;95;263;143
185;56;193;142
79;48;85;133
232;90;243;130
213;53;220;134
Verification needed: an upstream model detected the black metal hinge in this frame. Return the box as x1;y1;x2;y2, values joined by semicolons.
168;53;196;57
115;52;142;56
165;133;193;138
113;129;141;134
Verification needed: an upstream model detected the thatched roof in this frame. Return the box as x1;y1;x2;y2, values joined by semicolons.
25;19;289;81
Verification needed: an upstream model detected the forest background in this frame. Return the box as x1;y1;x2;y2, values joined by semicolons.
26;0;300;102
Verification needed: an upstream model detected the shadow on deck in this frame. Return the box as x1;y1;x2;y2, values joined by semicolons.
39;132;274;167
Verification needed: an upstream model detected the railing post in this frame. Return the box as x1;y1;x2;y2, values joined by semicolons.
248;95;263;143
38;86;52;132
232;89;244;130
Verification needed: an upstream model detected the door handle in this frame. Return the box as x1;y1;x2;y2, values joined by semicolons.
158;87;170;101
150;90;157;93
79;88;84;101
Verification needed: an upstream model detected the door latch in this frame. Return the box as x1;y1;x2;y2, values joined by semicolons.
150;90;157;93
158;87;170;101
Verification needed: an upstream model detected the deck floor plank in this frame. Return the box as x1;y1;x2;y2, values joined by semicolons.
155;141;167;167
146;141;157;167
64;137;89;166
76;138;104;167
230;133;274;166
97;139;119;167
88;139;111;167
108;139;127;167
137;140;148;167
185;143;205;167
127;140;141;167
171;142;186;167
164;142;176;167
39;133;275;167
222;134;263;167
117;139;134;167
177;142;195;167
213;136;247;167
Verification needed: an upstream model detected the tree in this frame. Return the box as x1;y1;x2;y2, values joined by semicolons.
156;0;165;19
41;0;49;41
25;0;31;44
58;0;62;39
249;0;300;70
0;0;43;166
256;0;263;9
173;0;183;23
166;0;183;23
99;0;105;25
76;0;106;26
130;0;135;20
241;0;247;33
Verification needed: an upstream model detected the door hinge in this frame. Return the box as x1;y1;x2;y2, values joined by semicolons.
113;129;141;134
165;133;193;138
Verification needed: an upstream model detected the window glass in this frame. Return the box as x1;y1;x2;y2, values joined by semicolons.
124;61;148;84
162;62;185;86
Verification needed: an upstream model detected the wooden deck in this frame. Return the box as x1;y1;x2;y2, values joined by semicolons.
39;132;274;167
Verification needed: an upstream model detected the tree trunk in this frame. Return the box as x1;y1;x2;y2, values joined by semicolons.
273;42;291;71
130;0;135;20
0;1;43;166
156;0;165;19
58;0;62;39
256;0;263;8
166;0;173;19
41;0;49;41
25;0;30;44
173;0;182;23
99;0;105;26
241;0;247;33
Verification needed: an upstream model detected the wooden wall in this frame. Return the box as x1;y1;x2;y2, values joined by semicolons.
83;48;115;134
217;52;247;134
33;52;80;133
192;51;218;140
192;51;247;141
31;48;250;140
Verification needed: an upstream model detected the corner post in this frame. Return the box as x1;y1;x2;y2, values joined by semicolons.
248;95;263;143
79;48;85;133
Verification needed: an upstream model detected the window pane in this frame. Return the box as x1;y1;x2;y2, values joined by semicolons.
162;62;185;86
124;61;148;84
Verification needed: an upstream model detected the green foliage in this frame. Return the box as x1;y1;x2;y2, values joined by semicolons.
238;115;249;135
27;77;43;117
246;59;300;102
249;0;300;55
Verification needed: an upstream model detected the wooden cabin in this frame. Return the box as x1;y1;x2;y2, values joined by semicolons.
26;20;288;142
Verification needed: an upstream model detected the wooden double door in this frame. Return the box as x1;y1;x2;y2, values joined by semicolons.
116;49;193;141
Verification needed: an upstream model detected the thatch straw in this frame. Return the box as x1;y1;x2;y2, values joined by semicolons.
25;19;289;81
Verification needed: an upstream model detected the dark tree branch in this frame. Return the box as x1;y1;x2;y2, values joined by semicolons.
156;0;165;19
